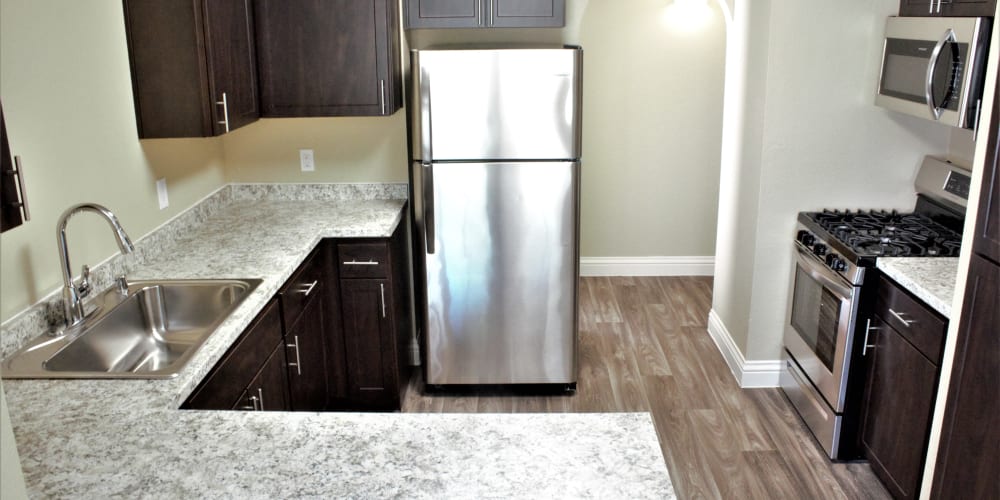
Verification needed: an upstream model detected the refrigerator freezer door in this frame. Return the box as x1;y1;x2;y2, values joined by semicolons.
418;161;579;384
411;48;582;162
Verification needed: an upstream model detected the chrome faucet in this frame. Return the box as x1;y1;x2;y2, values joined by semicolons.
56;203;135;330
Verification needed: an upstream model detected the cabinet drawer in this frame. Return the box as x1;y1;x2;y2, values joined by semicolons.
875;276;947;364
338;242;389;278
279;246;325;331
184;299;283;409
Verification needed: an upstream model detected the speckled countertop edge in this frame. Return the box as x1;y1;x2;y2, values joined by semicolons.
1;183;675;499
876;257;959;317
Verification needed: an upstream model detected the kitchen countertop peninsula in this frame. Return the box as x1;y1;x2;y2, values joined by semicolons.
876;257;959;318
1;184;674;499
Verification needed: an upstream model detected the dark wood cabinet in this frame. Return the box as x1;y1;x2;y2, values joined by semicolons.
899;0;996;17
335;222;411;411
930;254;1000;500
284;289;329;411
405;0;565;29
1;104;28;232
123;0;259;138
233;341;291;411
254;0;402;117
861;276;946;499
184;299;287;410
974;77;1000;263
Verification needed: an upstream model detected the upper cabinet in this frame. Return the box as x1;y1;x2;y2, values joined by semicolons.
899;0;997;17
123;0;260;138
1;104;29;232
974;78;1000;262
255;0;402;117
405;0;565;29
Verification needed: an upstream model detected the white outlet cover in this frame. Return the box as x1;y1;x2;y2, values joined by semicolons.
156;178;169;210
300;149;315;172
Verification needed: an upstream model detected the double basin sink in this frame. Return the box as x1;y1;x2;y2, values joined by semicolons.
2;278;261;379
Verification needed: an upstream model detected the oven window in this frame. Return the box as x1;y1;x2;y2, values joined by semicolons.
880;37;966;111
790;266;841;372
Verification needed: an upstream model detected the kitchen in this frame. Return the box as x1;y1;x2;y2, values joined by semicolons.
1;0;997;498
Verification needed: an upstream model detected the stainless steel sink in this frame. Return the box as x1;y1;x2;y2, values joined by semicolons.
2;278;262;379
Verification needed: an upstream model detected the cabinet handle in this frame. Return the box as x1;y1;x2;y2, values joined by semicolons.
344;259;379;266
301;280;318;296
888;308;914;327
257;388;265;411
287;335;302;376
863;319;879;356
478;0;483;26
239;395;260;411
489;0;494;26
216;92;230;133
379;79;386;115
8;156;30;221
380;283;386;318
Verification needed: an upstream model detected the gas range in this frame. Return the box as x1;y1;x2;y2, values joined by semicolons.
780;156;972;460
795;207;963;286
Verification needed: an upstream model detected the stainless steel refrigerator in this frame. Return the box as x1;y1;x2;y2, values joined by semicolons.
410;47;582;387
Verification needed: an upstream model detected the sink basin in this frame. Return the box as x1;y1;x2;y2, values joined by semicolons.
2;278;262;379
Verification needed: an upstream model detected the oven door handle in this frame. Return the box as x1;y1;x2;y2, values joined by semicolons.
794;245;853;300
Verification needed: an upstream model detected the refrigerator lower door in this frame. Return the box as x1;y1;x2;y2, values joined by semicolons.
416;161;579;385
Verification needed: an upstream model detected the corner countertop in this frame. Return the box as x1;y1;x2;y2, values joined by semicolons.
876;257;959;318
2;189;674;499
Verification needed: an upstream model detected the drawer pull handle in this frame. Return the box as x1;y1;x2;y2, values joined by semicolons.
287;335;302;376
863;319;879;356
240;395;260;411
888;308;914;327
301;280;318;296
344;260;379;266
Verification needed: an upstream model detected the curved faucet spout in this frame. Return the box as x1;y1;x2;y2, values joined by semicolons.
56;203;135;330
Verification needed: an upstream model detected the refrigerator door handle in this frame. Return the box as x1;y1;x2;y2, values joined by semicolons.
423;162;435;254
419;67;433;161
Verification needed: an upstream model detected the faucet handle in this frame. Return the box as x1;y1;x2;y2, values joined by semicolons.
116;274;129;295
77;265;92;298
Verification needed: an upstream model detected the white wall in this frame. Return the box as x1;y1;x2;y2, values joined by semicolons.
0;0;228;323
712;0;956;363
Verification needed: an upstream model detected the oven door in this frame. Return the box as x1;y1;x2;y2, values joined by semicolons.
784;244;860;413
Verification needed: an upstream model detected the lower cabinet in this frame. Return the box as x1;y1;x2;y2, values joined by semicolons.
184;217;412;413
860;275;946;499
234;342;291;411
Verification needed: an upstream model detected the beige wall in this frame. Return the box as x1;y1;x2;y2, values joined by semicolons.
712;0;957;361
224;0;727;258
0;0;227;322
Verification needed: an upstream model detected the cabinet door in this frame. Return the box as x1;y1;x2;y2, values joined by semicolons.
861;318;939;500
406;0;482;28
123;0;258;138
488;0;564;28
930;255;1000;499
0;105;26;232
203;0;260;134
255;0;401;117
974;75;1000;263
286;294;329;411
242;342;291;411
340;278;398;408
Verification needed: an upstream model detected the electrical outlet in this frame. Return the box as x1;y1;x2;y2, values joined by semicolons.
299;149;315;172
156;178;169;210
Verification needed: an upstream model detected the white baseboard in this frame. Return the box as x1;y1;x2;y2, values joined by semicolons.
706;309;781;388
579;256;714;277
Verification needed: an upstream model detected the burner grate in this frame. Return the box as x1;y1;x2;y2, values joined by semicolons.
804;209;962;258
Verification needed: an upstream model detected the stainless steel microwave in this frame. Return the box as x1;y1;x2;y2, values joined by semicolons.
876;16;991;130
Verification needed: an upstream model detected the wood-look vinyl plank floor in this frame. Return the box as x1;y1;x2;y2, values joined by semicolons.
402;277;890;499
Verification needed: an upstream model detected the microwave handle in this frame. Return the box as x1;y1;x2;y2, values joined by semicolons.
925;28;956;121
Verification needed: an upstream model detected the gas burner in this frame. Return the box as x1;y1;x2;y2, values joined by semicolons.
803;209;962;259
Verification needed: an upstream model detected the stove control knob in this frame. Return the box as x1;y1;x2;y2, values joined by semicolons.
826;253;846;272
812;243;827;257
797;230;815;246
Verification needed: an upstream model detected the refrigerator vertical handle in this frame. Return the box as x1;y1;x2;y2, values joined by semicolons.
423;162;435;254
419;66;433;161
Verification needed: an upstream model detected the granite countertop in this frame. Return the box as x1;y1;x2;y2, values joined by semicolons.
2;189;674;498
876;257;960;317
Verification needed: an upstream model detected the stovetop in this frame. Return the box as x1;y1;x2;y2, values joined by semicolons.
803;209;963;258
